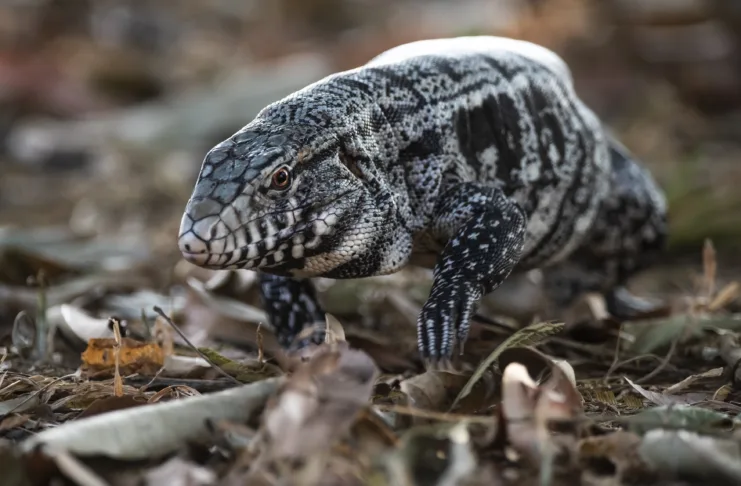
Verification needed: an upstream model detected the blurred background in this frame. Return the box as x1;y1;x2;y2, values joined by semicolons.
0;0;740;352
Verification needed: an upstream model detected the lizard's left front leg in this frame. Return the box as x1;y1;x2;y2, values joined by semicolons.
419;183;527;366
258;273;326;349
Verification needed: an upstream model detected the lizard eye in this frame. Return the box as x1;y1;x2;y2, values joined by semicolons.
270;166;292;190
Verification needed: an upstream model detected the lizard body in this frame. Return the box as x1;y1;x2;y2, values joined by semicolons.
178;36;668;364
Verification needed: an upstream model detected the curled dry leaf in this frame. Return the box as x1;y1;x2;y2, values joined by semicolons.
500;351;583;463
260;344;379;461
400;370;481;415
52;304;116;349
664;366;724;395
80;337;164;378
623;376;708;407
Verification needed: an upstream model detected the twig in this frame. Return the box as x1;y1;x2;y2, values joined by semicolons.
152;306;241;386
256;323;264;364
110;318;124;397
605;321;625;381
634;332;680;384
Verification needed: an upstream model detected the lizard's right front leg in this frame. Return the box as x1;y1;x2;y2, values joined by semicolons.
258;273;326;348
419;183;528;367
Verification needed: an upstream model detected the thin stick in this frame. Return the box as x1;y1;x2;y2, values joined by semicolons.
152;306;241;386
373;404;498;424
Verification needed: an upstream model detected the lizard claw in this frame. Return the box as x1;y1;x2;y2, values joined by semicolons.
417;280;481;363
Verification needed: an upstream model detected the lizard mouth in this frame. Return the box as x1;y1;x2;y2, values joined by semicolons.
181;248;237;268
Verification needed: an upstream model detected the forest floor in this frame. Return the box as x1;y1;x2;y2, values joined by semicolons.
3;1;741;485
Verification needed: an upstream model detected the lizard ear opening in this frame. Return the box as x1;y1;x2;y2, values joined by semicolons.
339;151;363;179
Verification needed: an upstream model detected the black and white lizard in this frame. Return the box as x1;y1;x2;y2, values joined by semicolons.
177;36;668;366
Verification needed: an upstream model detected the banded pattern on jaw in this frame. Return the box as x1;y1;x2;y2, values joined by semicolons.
179;193;344;274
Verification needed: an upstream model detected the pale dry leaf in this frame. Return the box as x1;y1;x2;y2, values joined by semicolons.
624;404;735;436
709;282;740;312
143;456;216;486
501;355;583;464
501;363;540;460
55;304;115;346
21;379;280;460
624;376;707;406
664;367;723;395
0;394;41;415
639;429;741;483
161;355;211;377
324;313;346;344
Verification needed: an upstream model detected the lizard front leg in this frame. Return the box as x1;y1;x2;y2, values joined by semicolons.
419;183;527;366
258;273;326;348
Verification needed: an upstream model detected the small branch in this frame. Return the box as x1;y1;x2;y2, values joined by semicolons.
152;306;241;386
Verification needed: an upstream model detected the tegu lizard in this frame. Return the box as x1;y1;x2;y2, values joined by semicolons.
178;37;668;367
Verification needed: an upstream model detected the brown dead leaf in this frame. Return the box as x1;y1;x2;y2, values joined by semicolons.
401;370;487;415
624;376;709;406
77;395;149;419
709;282;740;312
259;343;378;461
578;431;652;480
81;337;164;377
0;414;30;431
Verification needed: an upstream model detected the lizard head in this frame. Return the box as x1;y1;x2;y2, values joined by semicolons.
178;122;374;277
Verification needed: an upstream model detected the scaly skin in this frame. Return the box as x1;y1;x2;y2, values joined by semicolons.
178;36;668;366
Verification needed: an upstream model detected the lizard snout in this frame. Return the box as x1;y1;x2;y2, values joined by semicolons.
178;197;234;267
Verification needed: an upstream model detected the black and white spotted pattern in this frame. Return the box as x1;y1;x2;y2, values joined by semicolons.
178;36;668;364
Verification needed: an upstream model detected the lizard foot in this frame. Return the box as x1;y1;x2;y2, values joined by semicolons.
418;280;482;363
259;273;326;349
605;286;667;320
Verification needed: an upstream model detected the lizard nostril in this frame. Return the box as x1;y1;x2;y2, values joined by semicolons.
184;243;192;252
